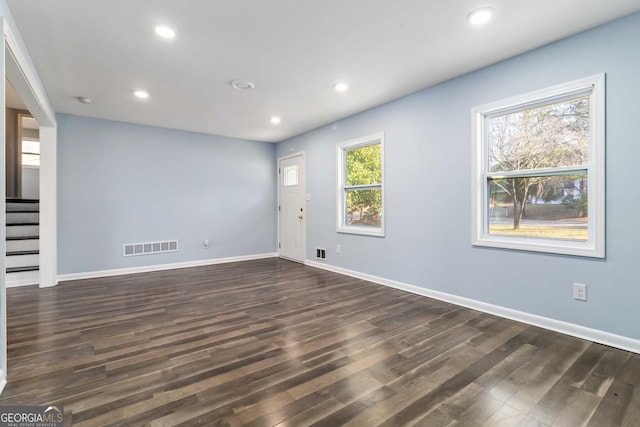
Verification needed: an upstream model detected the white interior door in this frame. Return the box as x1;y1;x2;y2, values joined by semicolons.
279;154;305;262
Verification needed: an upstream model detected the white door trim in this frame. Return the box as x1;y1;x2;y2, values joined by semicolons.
277;152;306;262
39;126;57;287
0;17;7;393
4;17;58;288
1;13;58;394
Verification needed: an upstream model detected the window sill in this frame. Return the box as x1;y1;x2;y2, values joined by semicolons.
472;235;604;258
337;226;385;237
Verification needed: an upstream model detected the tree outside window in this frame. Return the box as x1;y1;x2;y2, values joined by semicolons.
487;96;589;240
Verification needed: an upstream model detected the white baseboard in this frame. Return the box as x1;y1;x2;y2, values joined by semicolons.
57;253;278;282
305;259;640;354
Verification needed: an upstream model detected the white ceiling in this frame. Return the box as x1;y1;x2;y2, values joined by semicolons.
7;0;640;143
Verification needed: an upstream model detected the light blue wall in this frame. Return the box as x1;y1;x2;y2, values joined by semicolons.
57;114;276;274
276;13;640;340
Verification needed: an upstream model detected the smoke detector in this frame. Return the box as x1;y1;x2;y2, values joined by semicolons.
230;80;255;90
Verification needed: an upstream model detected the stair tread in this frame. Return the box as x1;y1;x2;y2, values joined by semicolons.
6;222;39;226
6;266;39;273
6;236;39;241
7;250;39;256
6;199;39;203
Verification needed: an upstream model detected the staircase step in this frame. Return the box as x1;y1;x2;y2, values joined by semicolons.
5;269;38;286
7;250;39;256
6;206;39;213
6;225;39;238
5;199;40;278
6;198;39;203
6;253;39;268
6;199;39;213
6;212;39;224
7;239;39;252
6;266;39;273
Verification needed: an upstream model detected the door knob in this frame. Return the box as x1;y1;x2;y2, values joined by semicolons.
298;215;304;220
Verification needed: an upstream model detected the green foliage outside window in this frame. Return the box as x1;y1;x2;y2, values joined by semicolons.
345;144;382;226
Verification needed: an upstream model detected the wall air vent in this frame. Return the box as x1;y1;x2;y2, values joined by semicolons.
123;240;178;257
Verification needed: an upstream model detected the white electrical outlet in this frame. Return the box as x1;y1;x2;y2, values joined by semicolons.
336;244;341;254
573;283;587;301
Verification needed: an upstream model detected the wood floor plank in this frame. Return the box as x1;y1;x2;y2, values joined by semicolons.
1;258;638;426
586;353;640;427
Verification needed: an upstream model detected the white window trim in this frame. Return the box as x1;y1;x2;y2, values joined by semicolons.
471;74;605;258
336;132;385;237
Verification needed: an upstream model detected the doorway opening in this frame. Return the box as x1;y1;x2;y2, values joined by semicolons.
5;83;40;286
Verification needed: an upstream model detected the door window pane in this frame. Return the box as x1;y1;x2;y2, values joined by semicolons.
283;165;298;187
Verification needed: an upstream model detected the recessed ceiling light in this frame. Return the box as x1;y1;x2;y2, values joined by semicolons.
230;80;255;90
334;82;349;92
270;116;281;125
77;96;92;104
155;25;176;39
467;7;494;26
134;90;149;99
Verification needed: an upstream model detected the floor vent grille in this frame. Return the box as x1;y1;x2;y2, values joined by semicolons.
123;240;178;257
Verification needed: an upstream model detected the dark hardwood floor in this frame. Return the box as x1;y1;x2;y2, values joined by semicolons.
1;258;638;426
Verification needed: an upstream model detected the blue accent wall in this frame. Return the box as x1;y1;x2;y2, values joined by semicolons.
276;13;640;340
57;114;277;274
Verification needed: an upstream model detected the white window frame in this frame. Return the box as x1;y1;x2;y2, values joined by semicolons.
471;74;605;258
336;132;385;237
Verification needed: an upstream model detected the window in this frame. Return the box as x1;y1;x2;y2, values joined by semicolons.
22;139;40;167
337;132;384;236
283;164;298;186
472;74;605;258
